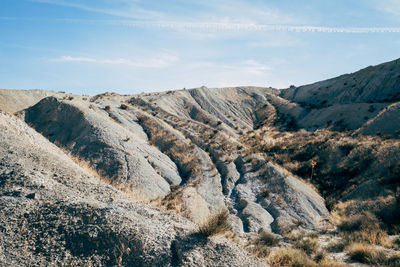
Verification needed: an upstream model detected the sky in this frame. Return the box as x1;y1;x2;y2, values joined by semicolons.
1;0;400;95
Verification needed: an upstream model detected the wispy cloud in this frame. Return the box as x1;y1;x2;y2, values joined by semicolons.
30;0;162;20
55;54;179;68
27;0;400;34
371;0;400;16
3;15;399;34
120;22;400;33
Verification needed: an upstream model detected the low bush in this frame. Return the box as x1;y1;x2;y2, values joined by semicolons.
120;104;128;110
294;237;319;254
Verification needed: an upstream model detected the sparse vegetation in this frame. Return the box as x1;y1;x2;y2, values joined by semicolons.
268;247;349;267
337;212;391;246
246;231;281;259
137;113;202;183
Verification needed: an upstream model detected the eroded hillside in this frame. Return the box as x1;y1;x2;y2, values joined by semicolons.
1;58;400;266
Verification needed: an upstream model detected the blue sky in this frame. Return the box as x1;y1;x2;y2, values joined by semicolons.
1;0;400;95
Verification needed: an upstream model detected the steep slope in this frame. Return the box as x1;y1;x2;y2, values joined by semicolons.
357;102;400;136
0;110;266;266
281;58;400;105
280;58;400;133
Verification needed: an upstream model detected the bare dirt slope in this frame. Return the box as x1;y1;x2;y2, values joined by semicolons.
21;89;329;236
0;110;266;266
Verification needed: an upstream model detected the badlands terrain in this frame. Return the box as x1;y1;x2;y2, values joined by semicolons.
1;58;400;266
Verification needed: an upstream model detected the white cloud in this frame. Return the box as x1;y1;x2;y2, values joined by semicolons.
55;54;179;68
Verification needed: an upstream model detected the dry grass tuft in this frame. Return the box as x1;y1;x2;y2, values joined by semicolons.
318;259;349;267
268;247;316;267
346;243;386;265
197;209;231;237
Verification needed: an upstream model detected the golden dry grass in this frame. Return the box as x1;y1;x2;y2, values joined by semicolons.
267;247;349;267
346;243;386;265
197;208;231;237
268;247;316;267
335;212;392;247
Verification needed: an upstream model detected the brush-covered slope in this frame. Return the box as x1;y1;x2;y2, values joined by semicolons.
0;110;266;267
